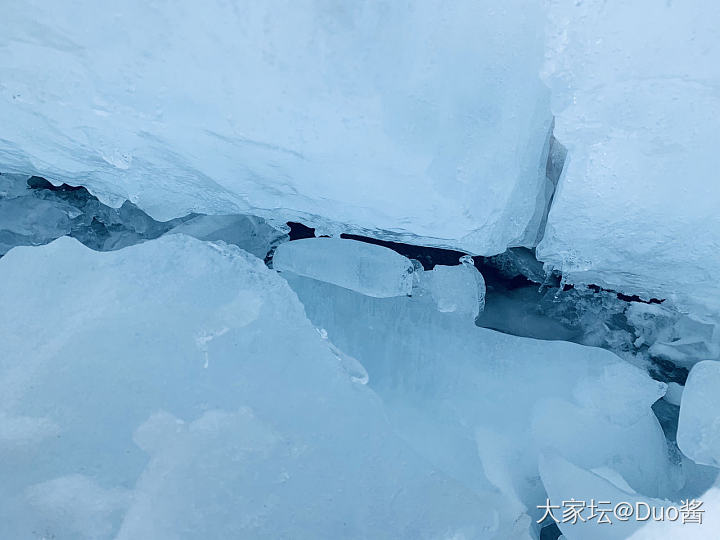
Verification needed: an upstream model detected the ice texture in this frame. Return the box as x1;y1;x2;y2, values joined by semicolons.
537;0;720;316
282;272;678;522
416;257;486;318
0;235;505;539
273;237;414;298
0;0;551;254
677;361;720;468
0;173;287;259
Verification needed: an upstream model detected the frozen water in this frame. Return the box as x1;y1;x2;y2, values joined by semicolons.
537;0;720;316
167;214;287;259
415;257;486;318
273;237;414;298
0;235;508;539
539;453;672;540
0;173;287;259
282;272;679;520
0;174;191;254
0;0;551;255
677;361;720;468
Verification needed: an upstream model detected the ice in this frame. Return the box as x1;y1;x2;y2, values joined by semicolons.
167;214;287;259
415;257;486;318
0;173;288;259
0;1;551;254
537;0;720;316
0;235;507;539
273;237;415;298
677;361;720;468
539;453;672;540
282;272;678;521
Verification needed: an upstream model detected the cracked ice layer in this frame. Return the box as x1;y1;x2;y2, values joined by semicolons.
537;0;720;317
0;235;511;539
282;273;681;523
0;0;551;255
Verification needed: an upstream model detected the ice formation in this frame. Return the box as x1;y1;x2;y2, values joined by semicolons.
0;173;286;258
537;0;720;316
282;273;679;516
273;237;414;298
2;0;720;538
677;361;720;468
0;235;506;539
0;0;552;254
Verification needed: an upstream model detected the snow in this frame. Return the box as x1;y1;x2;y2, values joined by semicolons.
0;235;506;539
537;0;720;316
273;237;415;298
677;361;720;468
0;0;551;255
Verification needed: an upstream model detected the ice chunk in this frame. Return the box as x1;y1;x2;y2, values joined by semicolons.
273;237;414;298
0;234;505;539
538;0;720;316
282;272;679;518
664;383;684;407
539;453;672;540
416;257;486;318
677;361;720;468
167;214;287;259
0;1;551;254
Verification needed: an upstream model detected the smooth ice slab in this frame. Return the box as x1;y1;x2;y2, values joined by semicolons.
283;272;678;521
273;237;414;298
0;1;551;254
416;258;486;318
0;235;505;539
677;361;720;468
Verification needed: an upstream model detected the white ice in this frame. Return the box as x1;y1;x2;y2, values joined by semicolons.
537;0;720;316
0;0;551;255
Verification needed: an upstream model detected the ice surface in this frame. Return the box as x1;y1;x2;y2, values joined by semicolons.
537;0;720;316
677;361;720;468
539;453;673;540
0;0;551;254
166;214;287;259
0;235;509;539
273;237;414;298
415;257;486;318
282;272;678;521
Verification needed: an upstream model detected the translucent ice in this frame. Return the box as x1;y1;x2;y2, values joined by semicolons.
416;257;486;318
539;453;671;540
0;1;551;254
282;272;678;519
273;237;414;298
677;361;720;468
167;214;287;259
0;235;507;539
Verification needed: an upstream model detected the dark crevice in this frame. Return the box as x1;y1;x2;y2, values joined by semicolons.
287;221;316;240
340;233;466;270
